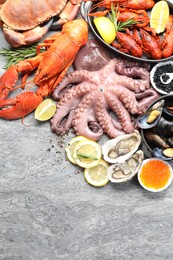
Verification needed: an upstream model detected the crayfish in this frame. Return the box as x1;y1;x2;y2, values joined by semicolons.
0;19;88;120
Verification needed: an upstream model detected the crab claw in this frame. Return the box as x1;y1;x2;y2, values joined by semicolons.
0;92;43;119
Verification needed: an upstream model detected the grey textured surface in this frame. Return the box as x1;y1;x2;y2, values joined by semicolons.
1;22;173;260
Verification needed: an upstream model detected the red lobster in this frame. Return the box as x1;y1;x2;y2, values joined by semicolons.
0;19;88;119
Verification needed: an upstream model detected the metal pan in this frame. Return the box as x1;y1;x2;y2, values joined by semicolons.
81;1;173;63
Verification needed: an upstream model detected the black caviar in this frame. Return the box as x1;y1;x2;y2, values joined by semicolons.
153;63;173;93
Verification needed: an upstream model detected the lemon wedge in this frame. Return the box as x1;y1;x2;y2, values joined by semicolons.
65;136;88;164
73;139;102;168
94;16;116;44
150;1;169;34
34;98;56;121
84;159;109;187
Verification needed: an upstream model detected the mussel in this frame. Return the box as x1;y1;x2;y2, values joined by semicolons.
154;117;173;137
137;100;164;129
163;105;173;118
144;131;169;149
152;147;173;161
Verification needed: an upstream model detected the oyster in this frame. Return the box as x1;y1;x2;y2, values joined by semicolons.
102;130;141;163
108;150;144;183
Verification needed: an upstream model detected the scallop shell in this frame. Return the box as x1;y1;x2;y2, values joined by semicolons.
108;150;144;183
102;130;142;164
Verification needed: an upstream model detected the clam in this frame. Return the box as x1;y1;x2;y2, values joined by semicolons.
137;100;164;129
102;130;141;164
107;150;144;183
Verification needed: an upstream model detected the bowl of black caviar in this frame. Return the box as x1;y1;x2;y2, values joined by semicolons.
150;61;173;95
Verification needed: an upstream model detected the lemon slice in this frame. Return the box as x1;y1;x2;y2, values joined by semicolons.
150;1;169;34
94;16;116;44
84;159;109;187
73;140;102;168
35;99;56;121
65;136;88;164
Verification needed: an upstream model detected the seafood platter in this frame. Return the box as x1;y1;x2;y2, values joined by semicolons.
81;0;173;62
0;0;173;192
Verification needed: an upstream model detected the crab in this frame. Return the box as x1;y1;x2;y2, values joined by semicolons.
0;0;81;47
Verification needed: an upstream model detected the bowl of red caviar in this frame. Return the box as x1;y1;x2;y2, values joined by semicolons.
138;158;173;192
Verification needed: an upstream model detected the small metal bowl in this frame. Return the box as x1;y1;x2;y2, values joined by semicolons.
150;61;173;94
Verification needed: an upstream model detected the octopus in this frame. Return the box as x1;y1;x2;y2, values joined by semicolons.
51;57;159;141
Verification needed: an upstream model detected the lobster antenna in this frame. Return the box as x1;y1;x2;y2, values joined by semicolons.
9;79;35;93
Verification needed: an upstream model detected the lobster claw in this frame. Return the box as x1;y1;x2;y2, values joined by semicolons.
0;92;43;119
0;66;18;101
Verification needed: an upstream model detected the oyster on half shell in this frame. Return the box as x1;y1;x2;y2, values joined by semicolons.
108;150;144;183
102;130;142;163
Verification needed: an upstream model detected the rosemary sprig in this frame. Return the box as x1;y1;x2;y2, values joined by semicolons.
77;152;98;160
109;4;138;32
0;44;42;69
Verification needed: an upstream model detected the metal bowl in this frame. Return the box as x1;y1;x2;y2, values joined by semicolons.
150;61;173;94
81;1;173;63
141;94;173;157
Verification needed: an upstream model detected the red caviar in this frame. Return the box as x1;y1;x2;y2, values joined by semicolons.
139;159;172;190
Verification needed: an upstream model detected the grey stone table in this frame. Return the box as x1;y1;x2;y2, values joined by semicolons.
0;23;173;260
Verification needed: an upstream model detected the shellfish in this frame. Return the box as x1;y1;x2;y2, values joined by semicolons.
102;130;141;164
137;100;164;129
107;150;144;183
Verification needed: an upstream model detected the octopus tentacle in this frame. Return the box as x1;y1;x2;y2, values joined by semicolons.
72;91;103;141
108;85;149;114
115;58;151;72
51;83;95;134
107;58;150;92
105;92;135;134
94;94;125;138
52;70;95;101
135;89;160;111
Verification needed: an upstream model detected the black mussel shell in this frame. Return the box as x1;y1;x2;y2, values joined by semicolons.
163;106;173;118
144;132;169;149
137;100;164;129
154;117;173;137
167;137;173;147
137;109;162;129
152;147;173;161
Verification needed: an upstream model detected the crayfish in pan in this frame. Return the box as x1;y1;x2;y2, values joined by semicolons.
0;0;82;47
112;16;173;59
86;0;155;13
0;19;88;120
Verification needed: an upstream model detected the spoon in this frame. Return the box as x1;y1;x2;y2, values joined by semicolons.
160;73;173;84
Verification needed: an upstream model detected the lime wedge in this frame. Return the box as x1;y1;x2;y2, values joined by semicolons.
34;99;56;121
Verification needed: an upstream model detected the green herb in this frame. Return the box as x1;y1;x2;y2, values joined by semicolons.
0;44;42;69
109;4;138;32
77;152;98;160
